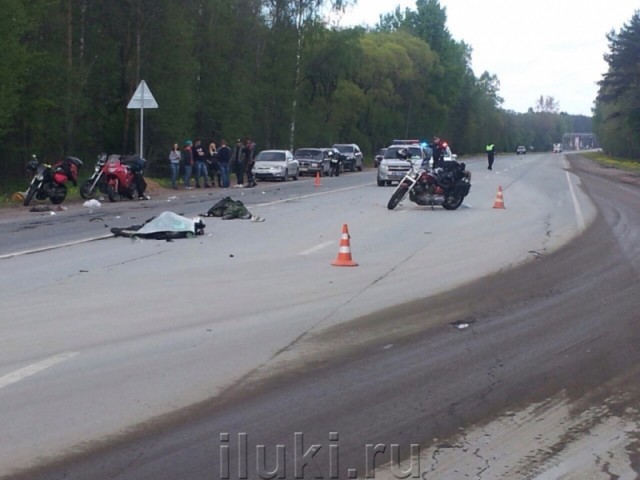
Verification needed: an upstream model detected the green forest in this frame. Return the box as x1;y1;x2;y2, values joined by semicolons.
0;0;635;189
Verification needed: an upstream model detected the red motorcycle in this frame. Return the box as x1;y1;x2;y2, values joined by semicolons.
23;155;83;206
103;154;147;202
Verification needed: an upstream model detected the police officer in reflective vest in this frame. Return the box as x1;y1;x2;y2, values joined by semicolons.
486;143;495;170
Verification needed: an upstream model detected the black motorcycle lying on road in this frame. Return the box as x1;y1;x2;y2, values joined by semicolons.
23;155;83;207
387;149;471;210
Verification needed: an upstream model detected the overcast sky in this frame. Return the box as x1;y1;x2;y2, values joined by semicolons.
332;0;637;116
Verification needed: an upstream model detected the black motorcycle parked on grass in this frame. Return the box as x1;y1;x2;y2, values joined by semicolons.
79;154;108;200
23;155;83;207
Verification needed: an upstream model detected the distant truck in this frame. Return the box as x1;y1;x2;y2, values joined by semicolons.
553;143;563;153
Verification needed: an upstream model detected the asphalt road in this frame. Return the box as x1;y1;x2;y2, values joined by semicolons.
3;153;638;479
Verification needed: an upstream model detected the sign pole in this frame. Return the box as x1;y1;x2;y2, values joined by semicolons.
127;80;158;160
139;82;145;158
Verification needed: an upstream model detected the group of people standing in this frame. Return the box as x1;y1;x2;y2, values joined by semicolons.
169;138;257;190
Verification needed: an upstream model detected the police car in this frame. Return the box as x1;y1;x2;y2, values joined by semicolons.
377;140;432;186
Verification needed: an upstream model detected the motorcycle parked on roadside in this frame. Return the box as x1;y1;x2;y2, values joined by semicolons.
103;154;147;202
79;153;107;200
23;155;83;207
387;149;471;211
328;151;342;177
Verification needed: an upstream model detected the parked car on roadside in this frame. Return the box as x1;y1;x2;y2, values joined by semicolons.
377;144;430;186
516;145;527;155
293;148;334;176
252;150;299;181
331;143;363;172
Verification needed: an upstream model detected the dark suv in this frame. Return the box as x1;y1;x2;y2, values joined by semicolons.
293;148;334;176
331;143;363;172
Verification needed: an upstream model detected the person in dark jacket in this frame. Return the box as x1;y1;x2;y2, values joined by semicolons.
243;139;257;188
181;140;193;189
431;136;446;169
232;139;244;186
122;154;148;199
217;139;232;188
192;139;211;188
207;141;220;187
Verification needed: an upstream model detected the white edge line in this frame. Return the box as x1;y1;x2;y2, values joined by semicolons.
0;234;114;260
253;184;367;208
0;352;79;390
565;170;586;231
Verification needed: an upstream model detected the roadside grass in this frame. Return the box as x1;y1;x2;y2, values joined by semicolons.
0;177;171;209
581;151;640;174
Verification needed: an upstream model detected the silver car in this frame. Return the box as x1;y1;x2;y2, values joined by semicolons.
252;150;299;181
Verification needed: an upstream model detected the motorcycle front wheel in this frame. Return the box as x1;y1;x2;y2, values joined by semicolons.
23;183;38;207
387;185;408;210
80;179;96;199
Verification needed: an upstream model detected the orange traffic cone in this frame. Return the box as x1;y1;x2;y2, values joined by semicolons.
314;171;321;187
493;186;505;209
331;224;358;267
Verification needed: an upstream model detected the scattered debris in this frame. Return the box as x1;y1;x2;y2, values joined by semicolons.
29;205;54;213
83;199;101;208
452;319;476;330
11;192;25;202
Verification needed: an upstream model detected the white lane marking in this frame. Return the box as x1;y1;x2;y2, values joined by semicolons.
0;352;79;390
253;184;369;208
565;171;585;231
299;241;335;256
0;234;114;260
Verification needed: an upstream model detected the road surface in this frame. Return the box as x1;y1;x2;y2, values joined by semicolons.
2;153;638;479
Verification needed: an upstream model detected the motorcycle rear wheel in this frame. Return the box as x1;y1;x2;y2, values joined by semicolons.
106;184;118;202
126;185;138;200
50;185;67;205
387;185;408;210
80;179;96;200
442;193;464;210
